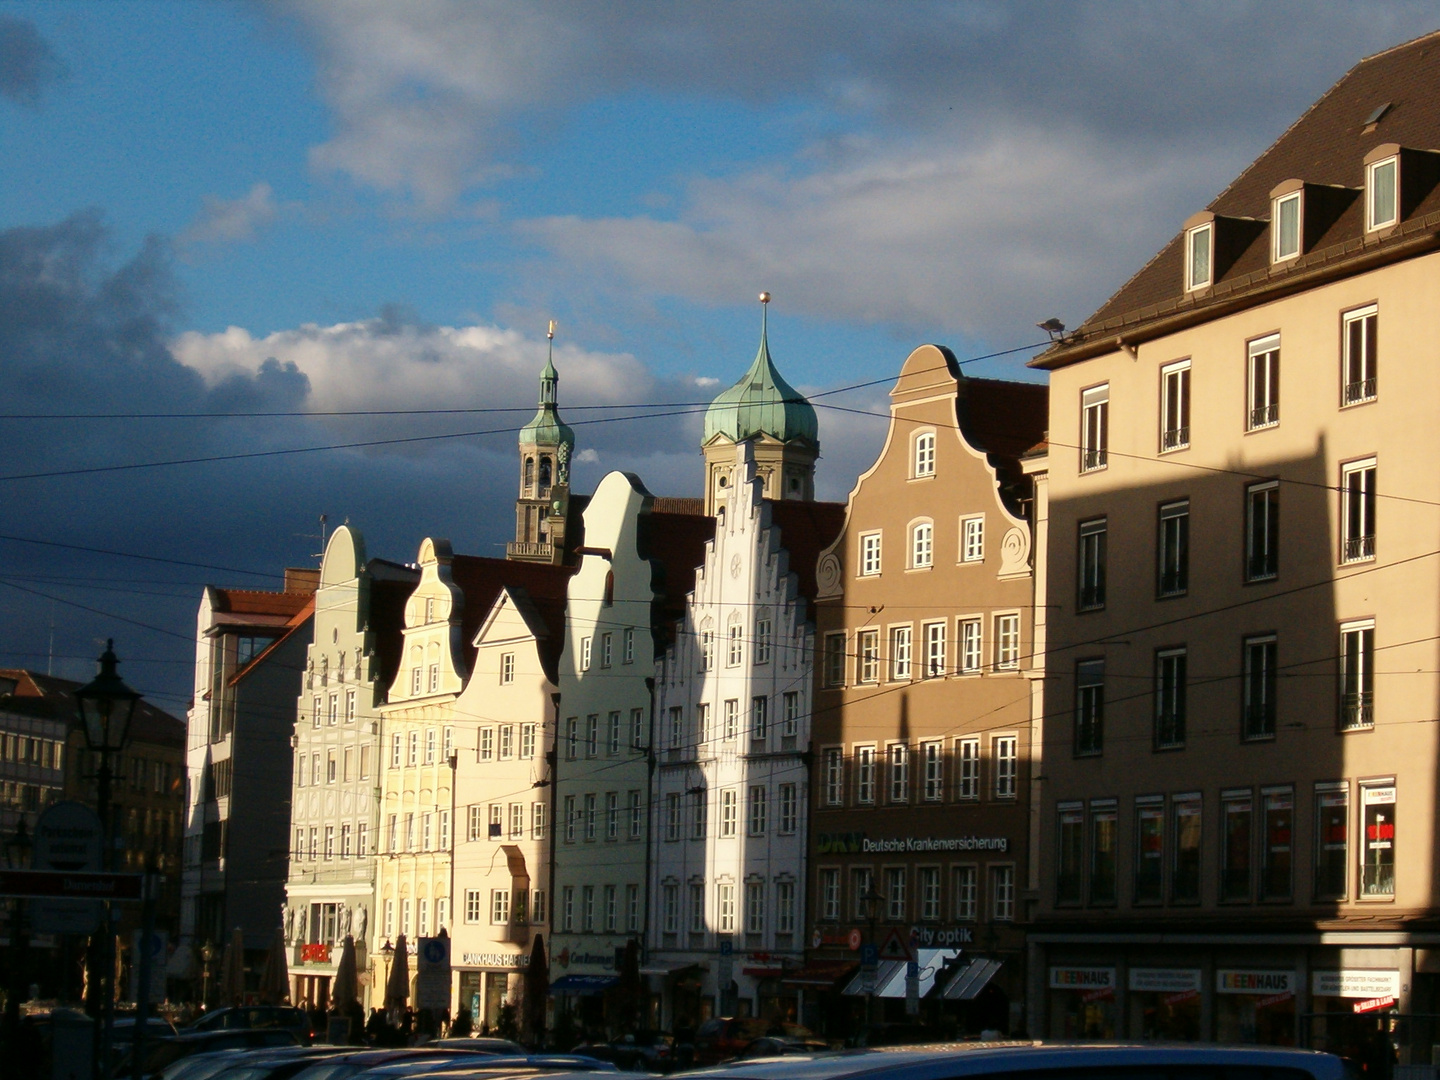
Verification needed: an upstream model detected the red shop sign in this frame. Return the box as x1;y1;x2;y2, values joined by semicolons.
300;943;331;963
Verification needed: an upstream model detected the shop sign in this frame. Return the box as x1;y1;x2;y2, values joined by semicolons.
861;836;1009;854
1312;970;1401;999
461;952;529;969
556;948;615;971
1050;967;1115;991
1130;968;1201;994
1354;996;1396;1014
300;943;331;964
1217;970;1295;995
910;925;975;947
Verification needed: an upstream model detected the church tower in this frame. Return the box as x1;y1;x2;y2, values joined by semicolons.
701;293;819;516
508;322;577;565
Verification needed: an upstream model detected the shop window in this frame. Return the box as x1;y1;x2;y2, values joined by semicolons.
1172;796;1202;903
1260;788;1294;902
1313;784;1349;901
1134;799;1164;904
1361;783;1396;898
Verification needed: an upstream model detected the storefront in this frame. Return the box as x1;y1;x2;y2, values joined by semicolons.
1215;970;1296;1045
1129;969;1202;1041
1048;966;1117;1038
457;949;529;1033
1307;969;1402;1063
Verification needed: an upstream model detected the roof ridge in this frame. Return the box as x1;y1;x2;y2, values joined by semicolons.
1357;26;1440;65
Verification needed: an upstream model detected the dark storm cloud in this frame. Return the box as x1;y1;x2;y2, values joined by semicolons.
0;14;65;107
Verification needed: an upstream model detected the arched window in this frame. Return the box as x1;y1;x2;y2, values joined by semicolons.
539;457;553;487
914;431;936;478
524;457;534;487
911;520;934;569
603;570;615;607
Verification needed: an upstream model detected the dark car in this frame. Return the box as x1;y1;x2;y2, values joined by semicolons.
205;1047;353;1080
355;1055;621;1079
124;1028;301;1080
162;1046;343;1080
286;1047;504;1080
694;1020;813;1066
734;1037;830;1060
845;1023;935;1048
190;1006;316;1045
429;1039;528;1055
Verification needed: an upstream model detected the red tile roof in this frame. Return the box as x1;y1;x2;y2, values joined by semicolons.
447;556;574;672
651;497;706;516
209;588;314;619
639;510;715;650
767;501;847;617
1034;30;1440;369
0;668;184;748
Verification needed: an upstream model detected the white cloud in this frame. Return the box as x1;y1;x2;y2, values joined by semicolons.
576;448;600;463
179;182;280;247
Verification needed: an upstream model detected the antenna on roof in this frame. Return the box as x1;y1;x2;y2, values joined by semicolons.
301;513;328;562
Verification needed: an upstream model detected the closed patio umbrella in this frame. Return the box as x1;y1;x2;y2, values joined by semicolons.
259;926;289;1004
331;934;359;1016
523;933;548;1046
218;927;246;1006
384;933;409;1013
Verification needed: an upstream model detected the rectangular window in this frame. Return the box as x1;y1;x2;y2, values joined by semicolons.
751;696;768;741
1154;648;1187;749
668;706;684;750
754;619;772;665
500;652;514;684
919;866;941;921
1243;635;1278;739
777;881;796;933
1134;799;1164;903
782;692;800;737
425;728;437;764
313;697;322;729
993;735;1017;798
1221;791;1253;902
723;698;739;740
665;793;681;842
479;728;494;761
345;690;356;723
820;869;840;921
720;789;737;837
583;793;596;841
914;431;936;477
958;617;982;674
1361;783;1396;897
823;633;846;687
607;712;621;755
564;717;577;760
1260;788;1293;901
1340;619;1375;730
465;889;482;924
1075;660;1104;755
585;714;598;757
604;885;617;932
600;632;612;668
1314;784;1350;900
561;887;574;932
1157;500;1189;597
1342;459;1376;563
824;748;844;806
623;627;635;664
856;745;876;805
994;614;1020;670
498;724;514;760
748;786;767;835
357;821;367;856
690;883;706;933
890;626;912;681
1081;384;1109;472
922;741;943;802
1160;360;1191;452
885;866;907;921
518;723;535;759
630;708;644;750
699;630;714;671
580;636;591;671
1344;305;1378;405
1057;804;1084;904
924;621;946;678
1173;796;1201;902
956;737;980;800
728;623;743;666
911;522;933;568
849;868;873;921
691;790;707;840
563;795;575;843
991;865;1015;922
1186;222;1213;290
746;882;765;934
408;731;419;766
1367;156;1398;231
778;783;797;833
532;802;547;841
629;791;642;840
717;883;735;933
662;883;679;934
605;792;619;841
1248;334;1280;429
857;630;880;684
581;886;594;932
888;743;909;803
953;865;978;921
1078;518;1107;610
1245;481;1279;581
860;533;882;576
491;889;510;924
1090;803;1117;904
696;702;710;744
961;516;984;562
1274;190;1301;261
324;825;334;860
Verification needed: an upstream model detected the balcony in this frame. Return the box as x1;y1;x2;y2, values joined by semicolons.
1154;712;1185;750
1242;704;1275;740
1246;553;1277;582
507;541;554;560
1081;448;1107;473
1344;377;1377;405
497;922;531;947
1161;426;1189;452
1340;691;1373;730
1342;534;1375;563
1248;402;1278;429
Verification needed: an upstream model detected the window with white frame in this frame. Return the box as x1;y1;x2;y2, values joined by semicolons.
1158;500;1190;597
914;431;936;477
720;789;738;837
585;713;598;756
1273;190;1301;262
509;802;524;840
561;887;574;931
1155;648;1188;749
886;866;907;921
851;868;872;921
956;737;980;799
823;633;846;687
746;881;765;933
754;618;772;664
1360;782;1396;897
689;883;705;933
717;883;735;932
532;802;546;840
464;889;482;923
1076;659;1105;755
993;735;1018;798
953;865;978;920
604;885;617;932
1186;221;1213;291
782;692;799;737
911;521;933;569
699;629;714;671
583;793;596;841
991;865;1015;921
600;632;612;668
478;728;494;761
889;743;910;803
748;786;767;835
608;711;621;755
631;708;644;750
629;791;642;840
1243;635;1278;741
1367;154;1398;232
425;728;437;764
752;696;768;741
581;886;594;932
563;796;575;842
820;869;840;920
606;792;619;841
669;706;684;750
499;725;514;759
580;636;591;671
407;730;419;766
1078;517;1107;610
995;613;1020;670
723;698;739;740
695;702;710;743
922;741;943;801
623;627;635;663
857;630;880;684
920;866;941;921
1246;481;1279;581
665;793;681;841
1344;305;1378;405
662;883;679;934
564;717;577;760
491;889;510;924
961;516;984;562
727;622;743;666
500;652;515;684
1340;619;1375;730
860;532;882;576
856;745;876;805
924;621;946;679
824;748;843;806
1161;359;1191;452
778;783;797;833
959;617;982;674
890;625;912;681
776;880;796;933
1342;458;1377;563
1081;384;1109;472
1248;334;1280;430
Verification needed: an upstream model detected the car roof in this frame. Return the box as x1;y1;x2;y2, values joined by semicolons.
685;1044;1349;1080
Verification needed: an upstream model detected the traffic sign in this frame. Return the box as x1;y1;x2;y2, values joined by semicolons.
416;935;452;1010
719;938;733;957
847;928;862;951
31;802;105;932
0;869;141;900
859;943;878;968
878;927;912;961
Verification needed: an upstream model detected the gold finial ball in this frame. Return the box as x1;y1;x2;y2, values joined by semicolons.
758;291;770;304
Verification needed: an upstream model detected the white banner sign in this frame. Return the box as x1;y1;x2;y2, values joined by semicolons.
1050;967;1115;990
1312;970;1401;999
1217;970;1295;995
1130;968;1202;994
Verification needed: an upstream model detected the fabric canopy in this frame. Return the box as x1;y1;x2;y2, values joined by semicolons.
782;960;857;988
842;949;962;999
550;974;619;995
939;958;1003;1000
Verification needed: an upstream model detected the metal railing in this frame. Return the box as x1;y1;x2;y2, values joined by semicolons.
1343;533;1376;561
1249;402;1279;428
1161;426;1189;451
1081;448;1107;472
1345;377;1377;405
1340;691;1374;729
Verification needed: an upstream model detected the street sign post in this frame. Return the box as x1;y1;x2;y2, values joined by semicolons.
31;801;105;934
0;869;141;900
416;935;452;1010
905;960;921;1015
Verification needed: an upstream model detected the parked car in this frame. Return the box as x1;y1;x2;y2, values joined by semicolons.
123;1028;302;1080
189;1006;317;1045
352;1055;621;1079
572;1033;684;1073
163;1046;343;1080
693;1020;814;1066
205;1048;355;1080
733;1037;830;1060
430;1039;528;1055
845;1023;936;1048
286;1047;506;1080
679;1043;1352;1080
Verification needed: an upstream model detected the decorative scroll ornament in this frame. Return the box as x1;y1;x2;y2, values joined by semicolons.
998;526;1031;578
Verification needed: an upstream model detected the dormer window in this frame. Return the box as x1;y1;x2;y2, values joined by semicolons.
1185;222;1213;291
1273;191;1301;262
1367;153;1398;232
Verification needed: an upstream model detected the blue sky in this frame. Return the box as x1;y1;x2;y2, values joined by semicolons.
1;1;1436;712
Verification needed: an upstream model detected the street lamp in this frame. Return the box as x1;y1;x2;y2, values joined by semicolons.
75;640;141;1080
861;886;885;1027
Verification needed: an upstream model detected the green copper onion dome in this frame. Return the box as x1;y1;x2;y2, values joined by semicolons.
519;349;576;450
703;299;818;448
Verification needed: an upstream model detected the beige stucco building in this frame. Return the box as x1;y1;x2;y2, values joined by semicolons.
1030;34;1440;1057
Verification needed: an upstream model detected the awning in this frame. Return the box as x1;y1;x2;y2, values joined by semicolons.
640;963;699;977
843;950;962;999
940;958;1003;1000
782;960;858;988
549;974;619;995
843;959;902;997
742;966;786;978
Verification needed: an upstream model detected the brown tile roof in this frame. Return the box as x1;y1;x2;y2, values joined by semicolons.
1034;30;1440;369
767;501;847;617
209;587;314;619
651;497;706;516
0;668;184;748
638;510;715;650
447;556;574;672
230;598;314;686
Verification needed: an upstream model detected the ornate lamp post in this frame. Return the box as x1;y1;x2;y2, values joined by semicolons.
74;640;140;1080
